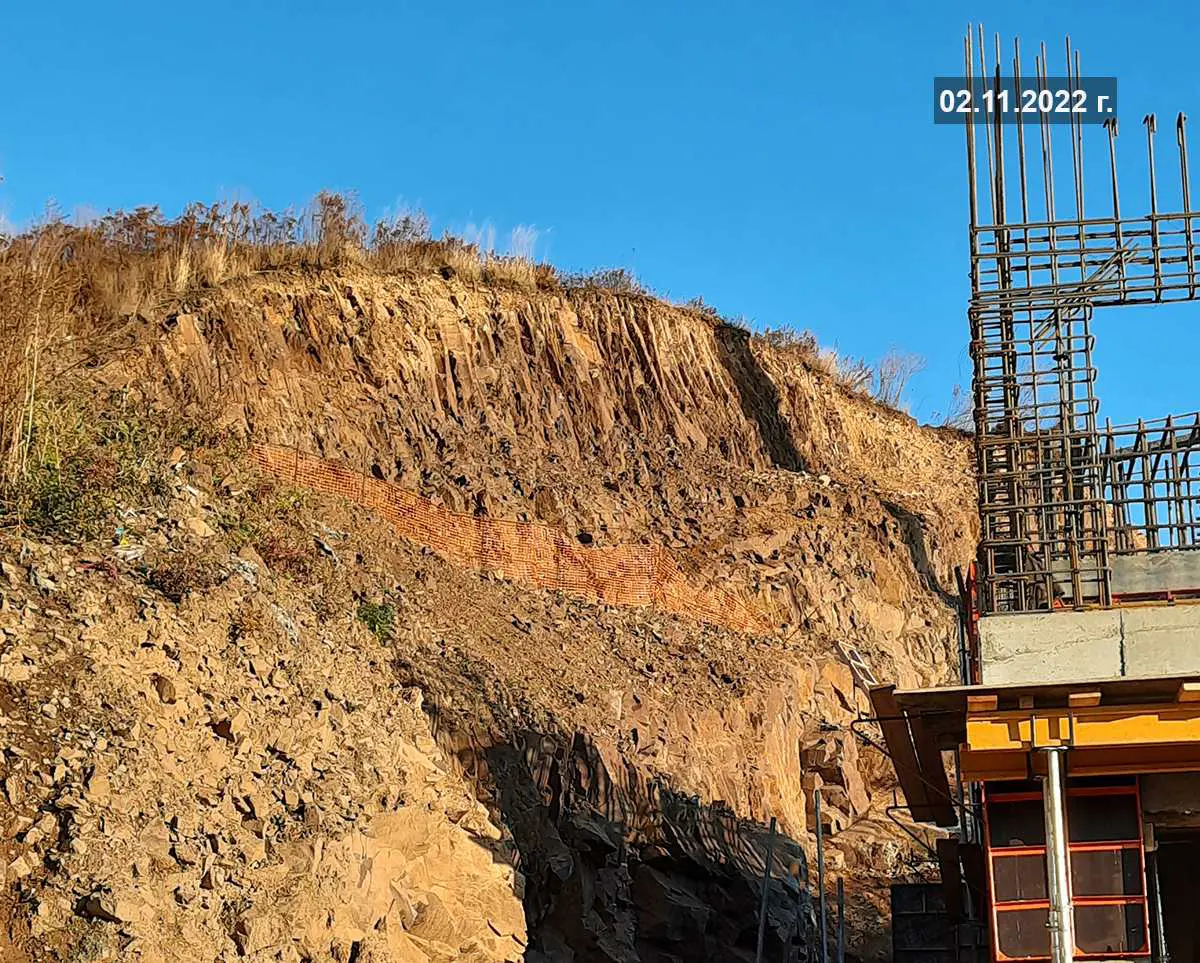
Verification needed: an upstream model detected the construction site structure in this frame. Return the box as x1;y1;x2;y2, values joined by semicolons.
876;28;1200;963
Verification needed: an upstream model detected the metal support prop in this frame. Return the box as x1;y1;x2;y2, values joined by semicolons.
816;789;829;963
1041;748;1075;963
755;816;776;963
1147;846;1170;963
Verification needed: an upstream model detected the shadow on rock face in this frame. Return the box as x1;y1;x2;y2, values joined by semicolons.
449;726;818;963
715;324;806;474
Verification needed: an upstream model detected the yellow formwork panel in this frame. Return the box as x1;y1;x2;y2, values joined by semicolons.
966;703;1200;752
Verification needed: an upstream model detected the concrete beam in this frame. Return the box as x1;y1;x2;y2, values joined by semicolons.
1123;605;1200;677
979;604;1200;685
979;610;1123;685
1112;552;1200;596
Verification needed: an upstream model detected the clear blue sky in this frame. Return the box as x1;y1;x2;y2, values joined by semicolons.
3;1;1198;424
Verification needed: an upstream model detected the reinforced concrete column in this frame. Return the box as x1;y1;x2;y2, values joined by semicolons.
1041;747;1075;963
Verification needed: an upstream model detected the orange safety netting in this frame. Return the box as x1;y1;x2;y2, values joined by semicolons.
248;444;773;635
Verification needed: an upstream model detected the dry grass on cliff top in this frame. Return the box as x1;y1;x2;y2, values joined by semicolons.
0;192;941;504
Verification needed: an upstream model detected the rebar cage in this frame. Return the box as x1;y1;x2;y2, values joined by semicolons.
1103;414;1200;554
964;28;1200;615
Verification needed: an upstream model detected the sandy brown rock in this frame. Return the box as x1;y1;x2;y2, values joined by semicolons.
2;269;976;961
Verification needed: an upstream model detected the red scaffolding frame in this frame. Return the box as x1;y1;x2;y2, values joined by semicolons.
983;781;1150;961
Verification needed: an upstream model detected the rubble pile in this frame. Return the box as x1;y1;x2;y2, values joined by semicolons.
0;476;525;962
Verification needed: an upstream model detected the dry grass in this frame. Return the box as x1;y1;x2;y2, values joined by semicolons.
0;226;87;488
0;194;570;490
757;328;927;411
873;349;925;408
758;328;873;394
564;267;647;295
934;383;974;430
0;191;924;511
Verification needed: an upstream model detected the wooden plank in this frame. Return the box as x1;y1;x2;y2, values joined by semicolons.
1068;690;1102;708
935;837;964;922
910;713;958;827
963;741;1200;782
967;693;999;713
894;673;1200;715
959;841;988;920
1178;682;1200;702
869;685;932;823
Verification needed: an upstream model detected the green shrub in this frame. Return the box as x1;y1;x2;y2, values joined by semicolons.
0;397;177;539
356;599;396;642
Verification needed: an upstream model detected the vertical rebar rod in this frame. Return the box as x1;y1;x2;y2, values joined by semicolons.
1168;414;1182;546
1042;747;1075;963
755;816;777;963
1014;38;1029;224
1014;39;1031;290
1073;47;1087;284
1039;47;1057;225
979;25;996;225
816;790;829;963
1178;112;1195;296
993;33;1007;228
1075;48;1087;200
1105;117;1126;296
1139;420;1157;549
1147;113;1163;299
836;878;846;963
966;30;980;236
1039;47;1060;301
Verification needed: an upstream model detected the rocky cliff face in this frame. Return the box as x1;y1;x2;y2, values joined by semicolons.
2;267;976;961
129;271;974;681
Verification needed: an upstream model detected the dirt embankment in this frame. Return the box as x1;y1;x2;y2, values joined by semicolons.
1;268;975;962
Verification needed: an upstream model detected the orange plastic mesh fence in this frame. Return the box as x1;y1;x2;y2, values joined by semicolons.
248;444;773;635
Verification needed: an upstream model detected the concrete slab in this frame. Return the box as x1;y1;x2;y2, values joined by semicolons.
1122;605;1200;678
979;610;1123;685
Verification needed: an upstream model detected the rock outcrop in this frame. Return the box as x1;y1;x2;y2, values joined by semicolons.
1;267;976;961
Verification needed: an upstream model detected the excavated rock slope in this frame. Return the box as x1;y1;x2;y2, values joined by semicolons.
2;267;976;961
127;271;974;684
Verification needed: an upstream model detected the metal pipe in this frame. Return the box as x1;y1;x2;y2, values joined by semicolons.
1041;747;1075;963
816;789;829;963
1146;845;1169;963
755;816;777;963
836;878;846;963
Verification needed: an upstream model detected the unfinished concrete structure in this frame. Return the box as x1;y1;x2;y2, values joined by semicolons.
877;27;1200;963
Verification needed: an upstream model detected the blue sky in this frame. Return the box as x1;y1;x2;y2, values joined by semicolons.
2;1;1198;424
